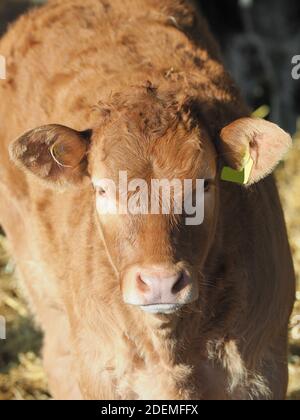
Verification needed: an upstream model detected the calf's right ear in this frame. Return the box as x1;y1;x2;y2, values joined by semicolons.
219;117;292;185
9;124;92;187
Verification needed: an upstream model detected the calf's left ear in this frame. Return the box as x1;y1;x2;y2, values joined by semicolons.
219;117;292;185
10;125;92;187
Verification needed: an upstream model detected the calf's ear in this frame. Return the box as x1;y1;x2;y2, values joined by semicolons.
10;125;91;187
219;117;292;185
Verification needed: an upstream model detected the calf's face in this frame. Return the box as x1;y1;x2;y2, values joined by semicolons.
89;110;218;314
10;86;292;315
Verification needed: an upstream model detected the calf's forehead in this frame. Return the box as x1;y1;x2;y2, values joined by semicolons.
89;123;217;181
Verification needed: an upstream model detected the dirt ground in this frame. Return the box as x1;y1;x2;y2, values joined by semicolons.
0;131;299;400
277;128;300;400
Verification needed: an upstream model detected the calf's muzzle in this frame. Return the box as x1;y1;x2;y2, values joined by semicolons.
123;266;197;314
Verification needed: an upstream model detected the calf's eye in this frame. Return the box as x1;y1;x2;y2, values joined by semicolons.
96;187;106;197
204;180;210;192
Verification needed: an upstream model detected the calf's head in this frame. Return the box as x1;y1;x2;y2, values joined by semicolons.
10;86;292;315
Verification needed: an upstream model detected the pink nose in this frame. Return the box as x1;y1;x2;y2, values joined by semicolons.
136;270;192;305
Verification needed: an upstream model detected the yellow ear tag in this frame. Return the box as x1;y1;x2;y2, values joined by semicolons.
221;149;254;185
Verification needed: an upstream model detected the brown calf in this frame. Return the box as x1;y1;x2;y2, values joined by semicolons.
0;0;295;399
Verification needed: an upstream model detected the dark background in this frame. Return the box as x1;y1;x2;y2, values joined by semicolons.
1;0;300;133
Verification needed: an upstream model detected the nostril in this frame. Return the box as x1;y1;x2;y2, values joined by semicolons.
172;272;189;295
136;274;151;292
